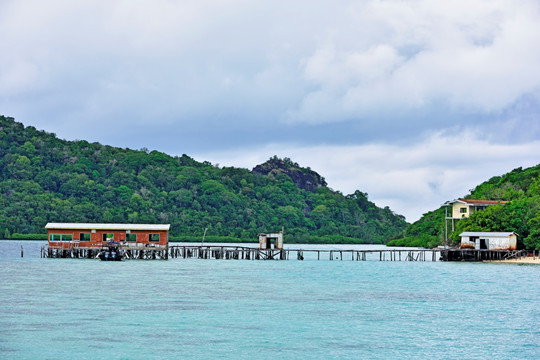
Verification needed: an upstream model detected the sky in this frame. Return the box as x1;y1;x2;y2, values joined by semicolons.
1;0;540;222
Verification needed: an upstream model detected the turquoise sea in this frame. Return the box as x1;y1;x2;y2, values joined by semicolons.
1;241;539;360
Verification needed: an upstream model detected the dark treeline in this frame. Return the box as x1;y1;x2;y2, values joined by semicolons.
0;116;407;243
389;164;540;249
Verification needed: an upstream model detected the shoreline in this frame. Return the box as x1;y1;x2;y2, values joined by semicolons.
487;256;540;264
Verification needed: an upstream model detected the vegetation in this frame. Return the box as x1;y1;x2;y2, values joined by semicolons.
388;165;540;249
0;116;407;243
386;207;446;249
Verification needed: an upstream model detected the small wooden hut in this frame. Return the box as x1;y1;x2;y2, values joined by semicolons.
258;231;284;250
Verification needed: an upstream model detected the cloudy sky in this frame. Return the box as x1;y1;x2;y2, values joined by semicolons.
1;0;540;222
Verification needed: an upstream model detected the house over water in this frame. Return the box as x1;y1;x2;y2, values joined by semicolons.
45;223;170;249
459;232;518;250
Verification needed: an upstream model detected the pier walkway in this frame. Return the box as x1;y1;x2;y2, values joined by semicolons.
168;245;442;261
41;244;440;261
41;244;533;262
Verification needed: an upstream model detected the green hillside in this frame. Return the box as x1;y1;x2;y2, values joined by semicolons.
0;116;407;243
388;164;540;249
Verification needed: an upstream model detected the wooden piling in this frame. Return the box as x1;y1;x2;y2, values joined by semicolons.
40;244;451;262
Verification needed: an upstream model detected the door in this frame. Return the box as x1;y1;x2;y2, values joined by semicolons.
479;239;488;249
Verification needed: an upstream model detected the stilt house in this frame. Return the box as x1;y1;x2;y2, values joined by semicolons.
443;199;508;240
45;223;170;249
459;231;518;250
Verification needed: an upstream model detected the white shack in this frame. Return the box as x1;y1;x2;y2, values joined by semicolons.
459;232;518;250
259;232;284;250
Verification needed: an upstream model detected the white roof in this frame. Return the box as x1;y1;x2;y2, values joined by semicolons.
459;232;517;237
45;223;170;231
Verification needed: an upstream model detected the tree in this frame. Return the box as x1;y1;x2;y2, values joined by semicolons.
0;115;408;242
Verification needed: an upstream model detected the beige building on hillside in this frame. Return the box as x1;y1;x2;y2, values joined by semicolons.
446;199;508;219
443;199;508;241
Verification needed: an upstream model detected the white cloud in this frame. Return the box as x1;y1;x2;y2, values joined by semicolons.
194;131;540;222
287;0;540;123
3;0;539;129
0;62;39;96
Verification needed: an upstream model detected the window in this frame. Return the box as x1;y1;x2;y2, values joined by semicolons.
126;233;137;242
102;233;114;241
149;233;160;242
79;233;91;241
50;234;72;241
460;207;467;213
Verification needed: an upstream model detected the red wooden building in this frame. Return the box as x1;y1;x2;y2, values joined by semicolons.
45;223;170;249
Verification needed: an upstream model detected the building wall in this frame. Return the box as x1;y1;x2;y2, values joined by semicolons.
488;234;517;250
452;203;470;218
47;229;168;248
460;235;517;250
460;236;476;249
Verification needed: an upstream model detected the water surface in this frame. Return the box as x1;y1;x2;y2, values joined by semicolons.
1;241;538;359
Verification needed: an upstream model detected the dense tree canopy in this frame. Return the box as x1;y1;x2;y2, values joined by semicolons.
389;164;540;249
0;116;407;243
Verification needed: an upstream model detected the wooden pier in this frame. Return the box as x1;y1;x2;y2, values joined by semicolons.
41;244;441;261
169;246;285;260
167;246;443;262
439;249;529;262
41;245;169;260
41;244;532;262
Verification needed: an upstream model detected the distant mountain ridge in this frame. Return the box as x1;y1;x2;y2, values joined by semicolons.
0;115;407;243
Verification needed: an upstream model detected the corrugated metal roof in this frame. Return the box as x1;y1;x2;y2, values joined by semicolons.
446;199;508;206
459;232;517;237
460;199;508;205
45;223;170;231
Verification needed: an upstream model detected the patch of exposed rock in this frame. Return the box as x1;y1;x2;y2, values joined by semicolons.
252;157;327;192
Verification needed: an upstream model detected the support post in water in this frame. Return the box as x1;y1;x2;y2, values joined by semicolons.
21;245;24;258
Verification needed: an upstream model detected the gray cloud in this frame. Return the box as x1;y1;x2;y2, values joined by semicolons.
3;1;539;135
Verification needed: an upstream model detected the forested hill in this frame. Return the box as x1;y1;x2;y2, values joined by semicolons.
388;164;540;249
0;116;407;243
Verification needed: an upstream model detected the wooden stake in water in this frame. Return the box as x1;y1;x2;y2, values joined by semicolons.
201;227;208;246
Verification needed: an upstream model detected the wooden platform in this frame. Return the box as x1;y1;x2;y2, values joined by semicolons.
439;249;528;262
42;244;441;261
41;245;169;260
41;244;531;262
168;246;442;261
